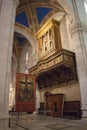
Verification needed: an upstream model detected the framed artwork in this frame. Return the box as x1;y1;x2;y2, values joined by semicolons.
16;73;36;112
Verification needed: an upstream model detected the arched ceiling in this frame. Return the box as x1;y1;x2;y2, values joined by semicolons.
15;0;65;46
13;32;29;60
14;33;27;46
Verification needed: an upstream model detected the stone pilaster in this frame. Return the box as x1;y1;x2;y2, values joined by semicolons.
36;83;40;111
69;2;87;117
0;0;19;129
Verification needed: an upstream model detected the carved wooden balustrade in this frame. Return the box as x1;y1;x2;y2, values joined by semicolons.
29;49;77;88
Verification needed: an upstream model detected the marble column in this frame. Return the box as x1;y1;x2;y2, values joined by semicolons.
70;0;87;118
0;0;19;129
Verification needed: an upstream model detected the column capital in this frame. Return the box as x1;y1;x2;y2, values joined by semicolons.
12;0;19;8
70;22;87;37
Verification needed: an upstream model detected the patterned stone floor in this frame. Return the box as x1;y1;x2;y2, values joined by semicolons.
9;115;87;130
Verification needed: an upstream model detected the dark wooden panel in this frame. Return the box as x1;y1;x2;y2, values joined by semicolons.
63;101;81;119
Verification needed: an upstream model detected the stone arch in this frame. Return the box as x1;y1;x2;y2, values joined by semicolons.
14;25;35;49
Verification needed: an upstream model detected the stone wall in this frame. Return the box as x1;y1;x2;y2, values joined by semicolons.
39;82;80;102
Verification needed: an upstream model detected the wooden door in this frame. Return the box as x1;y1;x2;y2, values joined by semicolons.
46;94;64;117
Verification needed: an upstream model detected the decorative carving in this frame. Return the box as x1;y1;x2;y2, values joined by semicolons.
29;49;76;75
29;49;77;89
37;65;77;89
36;19;61;60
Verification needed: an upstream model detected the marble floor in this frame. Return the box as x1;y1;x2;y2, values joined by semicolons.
9;114;87;130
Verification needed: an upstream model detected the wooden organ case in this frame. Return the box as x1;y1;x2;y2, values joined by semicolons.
37;19;62;60
29;19;77;85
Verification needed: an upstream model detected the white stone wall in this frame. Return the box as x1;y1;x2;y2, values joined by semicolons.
75;0;87;24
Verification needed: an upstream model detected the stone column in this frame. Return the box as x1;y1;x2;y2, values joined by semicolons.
0;0;19;129
70;0;87;118
36;83;40;111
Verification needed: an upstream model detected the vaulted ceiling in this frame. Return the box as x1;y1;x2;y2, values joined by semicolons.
16;0;64;29
14;0;65;46
15;0;64;45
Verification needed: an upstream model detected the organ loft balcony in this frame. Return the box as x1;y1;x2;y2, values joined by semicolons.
29;19;77;88
29;49;77;88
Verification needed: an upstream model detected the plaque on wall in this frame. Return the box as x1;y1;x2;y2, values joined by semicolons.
16;73;36;112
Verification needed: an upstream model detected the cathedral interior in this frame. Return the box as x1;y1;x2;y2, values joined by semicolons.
0;0;87;130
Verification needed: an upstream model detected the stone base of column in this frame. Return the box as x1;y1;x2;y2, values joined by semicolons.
82;109;87;119
0;116;11;130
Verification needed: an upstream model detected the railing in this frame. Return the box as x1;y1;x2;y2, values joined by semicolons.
38;110;53;117
8;111;53;129
9;112;29;129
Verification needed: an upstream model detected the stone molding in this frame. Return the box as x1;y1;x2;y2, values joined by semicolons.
70;22;87;37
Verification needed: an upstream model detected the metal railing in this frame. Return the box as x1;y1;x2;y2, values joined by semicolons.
8;111;53;129
9;112;29;129
38;110;53;117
